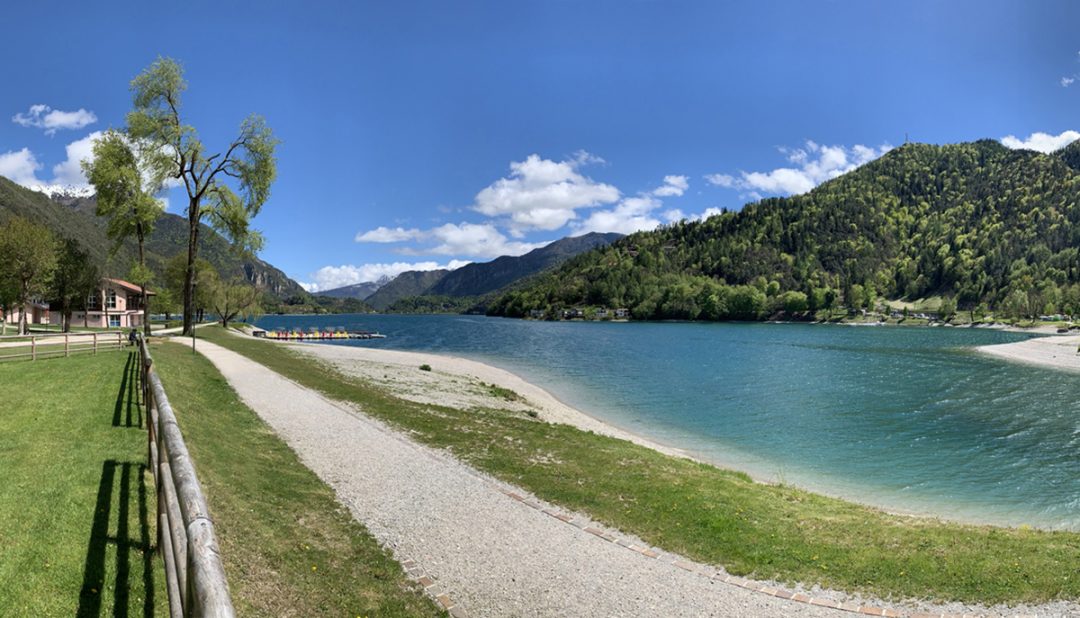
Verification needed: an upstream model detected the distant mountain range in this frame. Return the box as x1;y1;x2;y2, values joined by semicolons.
0;175;307;300
337;232;623;311
316;275;392;300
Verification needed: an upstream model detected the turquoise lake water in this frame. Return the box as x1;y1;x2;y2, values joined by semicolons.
254;314;1080;530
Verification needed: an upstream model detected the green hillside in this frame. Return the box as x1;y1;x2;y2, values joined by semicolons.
490;140;1080;320
0;176;305;299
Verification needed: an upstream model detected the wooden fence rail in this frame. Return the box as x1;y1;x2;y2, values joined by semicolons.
0;332;125;362
138;334;235;618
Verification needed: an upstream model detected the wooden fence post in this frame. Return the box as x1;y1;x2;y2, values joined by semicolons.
93;332;98;355
64;334;69;358
31;336;36;361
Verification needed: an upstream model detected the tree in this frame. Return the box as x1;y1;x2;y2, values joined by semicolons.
0;259;15;336
51;239;100;332
939;296;957;321
127;57;278;336
781;290;809;313
0;218;58;335
83;130;163;335
204;271;262;329
154;287;180;321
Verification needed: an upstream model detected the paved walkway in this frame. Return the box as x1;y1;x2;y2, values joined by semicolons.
192;338;1041;618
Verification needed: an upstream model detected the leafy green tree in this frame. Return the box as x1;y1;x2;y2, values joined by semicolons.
781;290;809;313
939;296;957;321
204;269;263;329
154;287;181;321
0;259;16;336
83;130;163;335
0;217;58;335
127;57;278;335
50;239;100;332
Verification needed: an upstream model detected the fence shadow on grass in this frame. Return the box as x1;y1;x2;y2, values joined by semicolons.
112;351;142;429
76;460;156;618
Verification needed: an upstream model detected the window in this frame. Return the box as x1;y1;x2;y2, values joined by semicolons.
109;315;121;328
87;293;101;311
106;290;117;310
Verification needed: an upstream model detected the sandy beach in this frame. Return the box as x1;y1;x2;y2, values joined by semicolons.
280;339;699;463
979;332;1080;371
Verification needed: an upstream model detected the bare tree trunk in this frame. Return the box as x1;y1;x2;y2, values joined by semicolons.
137;228;151;337
182;197;200;336
18;281;28;336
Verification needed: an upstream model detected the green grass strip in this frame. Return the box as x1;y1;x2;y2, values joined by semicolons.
197;326;1080;605
0;350;165;617
149;340;444;617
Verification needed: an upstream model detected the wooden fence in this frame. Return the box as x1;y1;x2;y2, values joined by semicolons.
138;334;235;617
0;331;126;362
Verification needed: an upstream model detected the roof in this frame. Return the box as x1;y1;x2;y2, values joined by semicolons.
105;278;157;296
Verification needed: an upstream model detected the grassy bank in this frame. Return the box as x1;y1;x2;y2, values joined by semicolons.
199;326;1080;605
0;350;165;616
148;340;443;617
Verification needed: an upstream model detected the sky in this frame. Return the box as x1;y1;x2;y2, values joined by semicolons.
2;1;1080;291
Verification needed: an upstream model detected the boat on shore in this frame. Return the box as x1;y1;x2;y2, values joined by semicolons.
256;328;386;341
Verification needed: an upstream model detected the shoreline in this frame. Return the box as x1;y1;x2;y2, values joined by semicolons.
280;336;1065;531
978;332;1080;371
283;339;703;465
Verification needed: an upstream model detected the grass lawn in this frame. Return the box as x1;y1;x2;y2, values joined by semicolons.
0;349;165;617
198;325;1080;605
148;340;444;617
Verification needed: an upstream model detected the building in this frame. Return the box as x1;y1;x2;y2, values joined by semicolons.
70;278;156;329
3;300;51;327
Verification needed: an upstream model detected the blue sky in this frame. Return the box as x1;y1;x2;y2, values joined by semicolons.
2;1;1080;291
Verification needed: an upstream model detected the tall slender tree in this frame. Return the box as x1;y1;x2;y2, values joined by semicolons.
126;57;278;335
51;239;100;332
0;217;58;335
83;130;162;335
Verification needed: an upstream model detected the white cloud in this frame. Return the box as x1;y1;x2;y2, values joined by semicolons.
473;152;620;233
357;220;549;259
50;131;101;187
0;148;43;186
703;173;735;188
416;222;547;258
705;140;893;197
1000;130;1080;154
574;195;663;235
12;104;97;135
652;175;688;197
300;260;471;292
355;226;422;242
1063;77;1076;88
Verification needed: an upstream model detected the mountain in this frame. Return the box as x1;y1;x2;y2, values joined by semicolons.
366;232;624;312
0;175;307;300
428;232;623;297
316;275;391;300
490;140;1080;320
365;270;449;310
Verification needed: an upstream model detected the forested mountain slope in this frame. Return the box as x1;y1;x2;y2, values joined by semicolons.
490;140;1080;320
0;175;306;299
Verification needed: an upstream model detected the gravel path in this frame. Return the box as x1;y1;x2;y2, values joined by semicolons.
191;338;1066;618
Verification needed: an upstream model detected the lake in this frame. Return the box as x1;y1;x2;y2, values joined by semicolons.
253;314;1080;530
